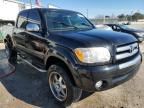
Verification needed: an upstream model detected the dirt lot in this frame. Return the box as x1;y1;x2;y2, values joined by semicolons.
0;42;144;108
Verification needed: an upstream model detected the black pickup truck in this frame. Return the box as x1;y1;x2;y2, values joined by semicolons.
4;8;142;106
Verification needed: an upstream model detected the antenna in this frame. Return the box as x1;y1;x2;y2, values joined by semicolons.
86;9;89;18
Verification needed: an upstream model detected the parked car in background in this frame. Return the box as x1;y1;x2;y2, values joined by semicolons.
95;24;113;31
106;24;144;42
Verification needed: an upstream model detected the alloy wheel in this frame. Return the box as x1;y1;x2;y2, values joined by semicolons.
49;72;67;102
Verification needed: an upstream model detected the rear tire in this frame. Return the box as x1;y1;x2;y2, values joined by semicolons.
5;41;17;63
48;64;82;106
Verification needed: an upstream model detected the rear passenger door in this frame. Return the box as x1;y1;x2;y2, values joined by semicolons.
13;10;28;52
24;9;46;67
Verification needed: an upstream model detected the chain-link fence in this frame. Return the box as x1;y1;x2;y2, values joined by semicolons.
0;21;15;43
90;18;119;25
0;25;13;43
0;26;4;43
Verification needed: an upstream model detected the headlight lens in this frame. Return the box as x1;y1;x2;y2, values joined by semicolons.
74;47;111;63
135;32;144;37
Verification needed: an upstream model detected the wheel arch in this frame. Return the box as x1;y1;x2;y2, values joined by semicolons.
46;56;77;86
4;35;12;44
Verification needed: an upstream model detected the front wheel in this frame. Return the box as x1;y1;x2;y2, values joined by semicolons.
48;64;82;106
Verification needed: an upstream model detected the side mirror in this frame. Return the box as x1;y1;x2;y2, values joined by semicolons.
116;27;121;32
26;23;40;32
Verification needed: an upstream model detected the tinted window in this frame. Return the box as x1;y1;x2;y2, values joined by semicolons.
17;17;27;28
17;10;28;29
28;10;41;23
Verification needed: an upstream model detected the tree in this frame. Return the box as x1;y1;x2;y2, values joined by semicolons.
118;14;125;21
126;15;132;21
132;12;144;21
118;12;144;21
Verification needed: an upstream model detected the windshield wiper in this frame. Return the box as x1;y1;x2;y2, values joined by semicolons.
53;21;78;30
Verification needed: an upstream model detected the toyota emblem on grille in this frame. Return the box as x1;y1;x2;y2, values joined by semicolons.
129;46;134;53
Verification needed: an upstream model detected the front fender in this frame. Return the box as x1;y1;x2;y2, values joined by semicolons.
44;45;83;88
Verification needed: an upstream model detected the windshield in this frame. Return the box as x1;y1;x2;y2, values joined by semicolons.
45;10;94;31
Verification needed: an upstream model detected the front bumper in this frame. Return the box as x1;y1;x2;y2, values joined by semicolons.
74;54;142;92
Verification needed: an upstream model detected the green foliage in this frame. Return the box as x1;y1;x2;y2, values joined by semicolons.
132;12;144;21
118;14;125;21
118;12;144;21
0;31;4;42
126;15;132;21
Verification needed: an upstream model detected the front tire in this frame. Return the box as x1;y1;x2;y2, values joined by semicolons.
48;64;82;106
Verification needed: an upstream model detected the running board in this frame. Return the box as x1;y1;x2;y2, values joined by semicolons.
19;57;47;73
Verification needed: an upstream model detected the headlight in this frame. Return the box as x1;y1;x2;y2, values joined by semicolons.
74;47;111;63
135;32;144;37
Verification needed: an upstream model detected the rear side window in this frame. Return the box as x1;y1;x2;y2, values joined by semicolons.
28;10;41;23
17;10;28;29
17;16;27;29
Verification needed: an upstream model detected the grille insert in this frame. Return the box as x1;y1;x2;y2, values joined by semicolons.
116;43;139;60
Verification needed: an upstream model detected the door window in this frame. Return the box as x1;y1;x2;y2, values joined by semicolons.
17;10;28;29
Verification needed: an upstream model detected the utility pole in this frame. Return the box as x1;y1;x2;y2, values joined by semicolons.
30;0;32;8
103;15;105;24
131;11;133;22
86;9;89;18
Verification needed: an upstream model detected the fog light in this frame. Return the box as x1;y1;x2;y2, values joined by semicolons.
95;81;103;89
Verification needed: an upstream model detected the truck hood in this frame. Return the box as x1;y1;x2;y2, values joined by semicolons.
50;29;137;49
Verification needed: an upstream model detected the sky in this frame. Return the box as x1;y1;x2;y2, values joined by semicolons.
26;0;144;18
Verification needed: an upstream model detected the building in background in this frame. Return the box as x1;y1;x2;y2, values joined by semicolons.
0;0;58;22
0;0;38;21
48;4;59;9
0;0;39;41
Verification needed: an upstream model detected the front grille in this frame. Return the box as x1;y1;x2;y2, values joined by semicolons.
116;43;139;61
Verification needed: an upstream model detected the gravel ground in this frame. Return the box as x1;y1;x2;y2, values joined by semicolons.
0;40;144;108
